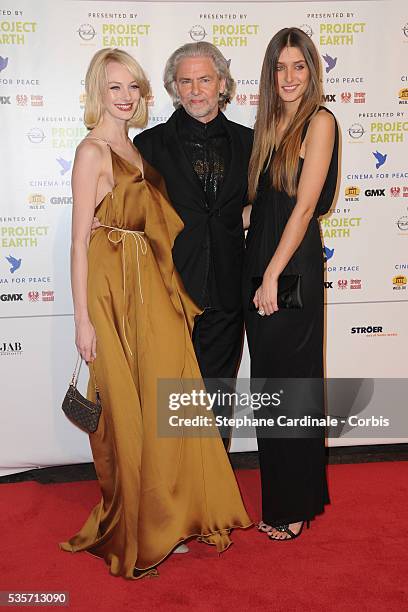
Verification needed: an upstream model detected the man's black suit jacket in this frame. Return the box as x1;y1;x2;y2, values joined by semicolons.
134;108;253;312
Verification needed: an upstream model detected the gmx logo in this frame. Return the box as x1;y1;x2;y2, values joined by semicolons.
373;150;387;169
322;54;337;73
5;255;22;273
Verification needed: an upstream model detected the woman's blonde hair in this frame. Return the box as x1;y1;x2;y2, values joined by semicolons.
84;48;151;129
248;28;323;201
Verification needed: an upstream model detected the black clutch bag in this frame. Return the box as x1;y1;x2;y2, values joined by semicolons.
62;354;101;433
249;274;303;311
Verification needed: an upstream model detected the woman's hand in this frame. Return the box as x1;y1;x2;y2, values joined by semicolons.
75;319;97;362
91;217;101;232
253;272;279;316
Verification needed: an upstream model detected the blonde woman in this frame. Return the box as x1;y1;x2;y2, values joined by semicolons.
60;48;250;579
243;28;339;540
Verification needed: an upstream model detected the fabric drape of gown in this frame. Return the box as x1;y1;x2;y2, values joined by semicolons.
242;107;339;526
60;144;251;579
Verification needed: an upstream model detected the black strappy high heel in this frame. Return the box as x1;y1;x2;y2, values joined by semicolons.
268;520;310;541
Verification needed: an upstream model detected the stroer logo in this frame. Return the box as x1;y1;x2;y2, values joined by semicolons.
351;325;397;338
351;325;383;334
0;341;22;356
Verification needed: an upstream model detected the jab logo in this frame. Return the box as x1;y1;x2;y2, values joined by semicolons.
373;151;387;169
5;255;21;273
323;246;335;262
0;341;23;355
322;54;337;73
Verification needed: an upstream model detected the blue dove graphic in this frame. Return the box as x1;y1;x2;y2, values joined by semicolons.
323;246;335;261
322;54;337;73
0;56;8;72
56;157;72;176
373;151;387;169
5;255;22;273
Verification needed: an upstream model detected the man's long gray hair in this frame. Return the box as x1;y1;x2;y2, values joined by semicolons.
163;42;236;110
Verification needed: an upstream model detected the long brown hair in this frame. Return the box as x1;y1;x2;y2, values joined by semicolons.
248;28;322;201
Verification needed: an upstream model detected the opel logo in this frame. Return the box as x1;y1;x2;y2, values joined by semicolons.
78;24;96;41
299;24;313;37
27;128;46;144
189;25;207;41
397;216;408;231
348;123;365;139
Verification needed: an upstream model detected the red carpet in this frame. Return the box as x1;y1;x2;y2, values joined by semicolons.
1;463;407;611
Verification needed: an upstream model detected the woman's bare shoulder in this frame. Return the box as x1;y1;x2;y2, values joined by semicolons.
309;108;335;132
75;136;107;165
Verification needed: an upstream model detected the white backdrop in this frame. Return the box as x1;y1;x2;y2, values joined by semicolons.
1;0;407;475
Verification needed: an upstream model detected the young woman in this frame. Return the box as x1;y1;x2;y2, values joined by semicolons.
60;48;250;578
243;28;339;540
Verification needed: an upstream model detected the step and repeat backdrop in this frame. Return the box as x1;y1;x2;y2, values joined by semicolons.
0;0;407;475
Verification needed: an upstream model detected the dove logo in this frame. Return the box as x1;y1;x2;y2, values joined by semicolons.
0;56;8;72
322;54;337;74
373;151;387;169
189;25;207;41
5;255;21;273
323;246;334;262
56;158;72;176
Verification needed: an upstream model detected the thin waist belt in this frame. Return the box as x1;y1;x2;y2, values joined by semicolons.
99;224;147;357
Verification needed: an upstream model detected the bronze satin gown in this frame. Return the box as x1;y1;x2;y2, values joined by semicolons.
60;145;251;579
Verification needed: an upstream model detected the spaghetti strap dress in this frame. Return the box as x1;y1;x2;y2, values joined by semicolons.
60;141;251;578
242;107;339;526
